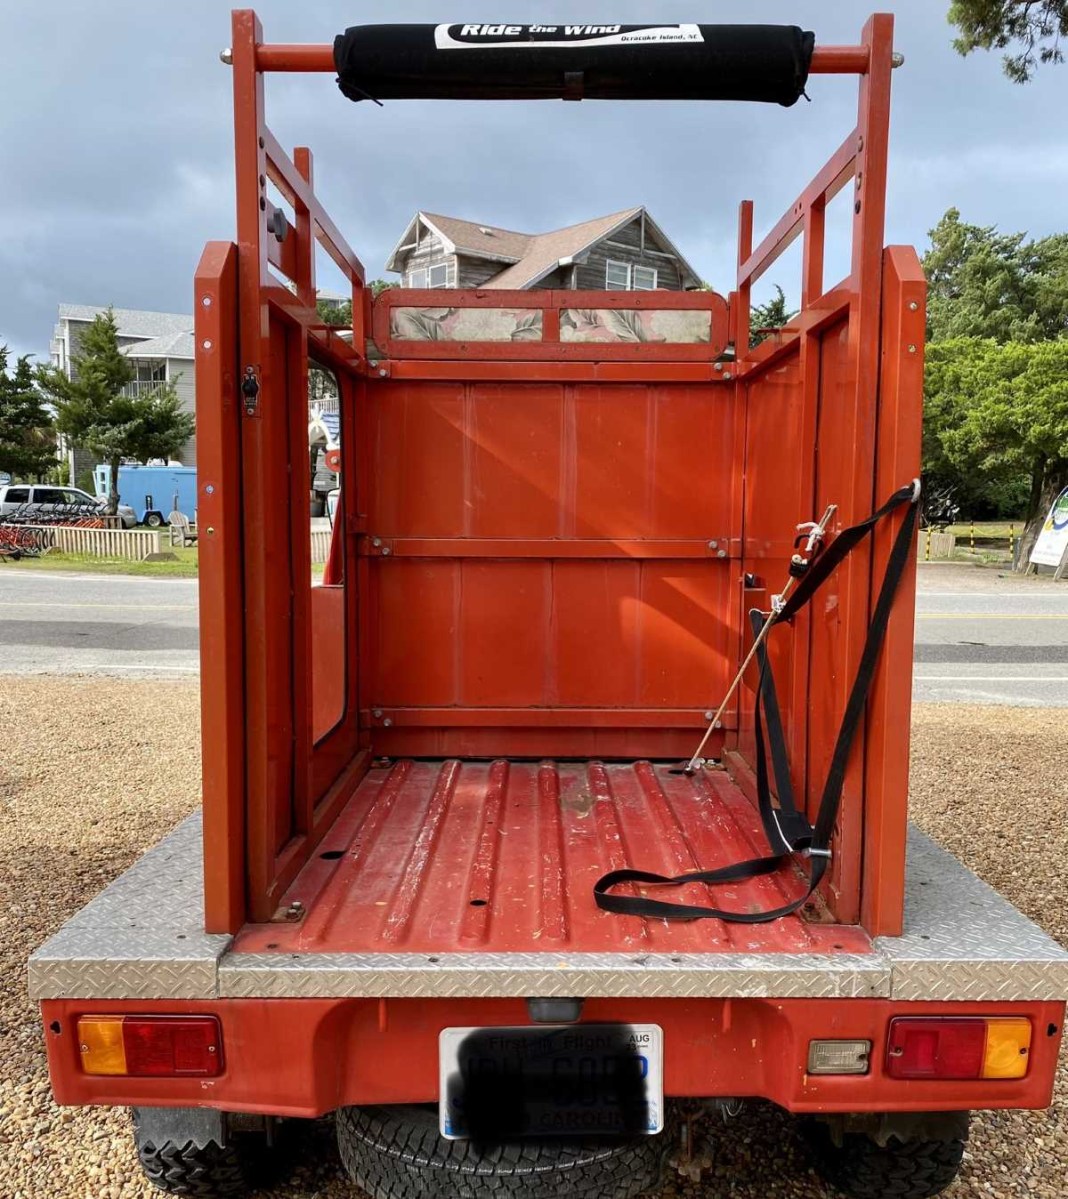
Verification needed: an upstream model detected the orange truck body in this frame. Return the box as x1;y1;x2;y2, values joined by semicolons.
32;8;1067;1148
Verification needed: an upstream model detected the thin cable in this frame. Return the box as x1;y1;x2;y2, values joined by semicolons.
680;504;837;774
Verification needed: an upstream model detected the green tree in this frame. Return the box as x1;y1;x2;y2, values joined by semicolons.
0;347;56;480
949;1;1068;81
924;209;1068;342
750;285;798;347
316;280;395;329
926;337;1068;559
36;311;195;513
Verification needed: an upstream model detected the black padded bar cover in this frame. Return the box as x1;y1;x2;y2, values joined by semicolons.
334;23;816;106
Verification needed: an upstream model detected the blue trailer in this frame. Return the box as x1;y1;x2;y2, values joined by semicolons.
93;464;197;528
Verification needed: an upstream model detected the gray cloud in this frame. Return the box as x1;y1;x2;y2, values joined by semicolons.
3;1;1067;359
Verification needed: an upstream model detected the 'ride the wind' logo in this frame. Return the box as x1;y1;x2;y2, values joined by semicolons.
434;24;704;51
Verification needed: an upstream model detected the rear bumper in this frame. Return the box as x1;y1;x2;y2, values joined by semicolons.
40;994;1065;1115
30;815;1068;1116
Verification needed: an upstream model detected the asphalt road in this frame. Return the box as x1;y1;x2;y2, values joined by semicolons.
2;563;1067;705
0;571;199;676
914;564;1068;706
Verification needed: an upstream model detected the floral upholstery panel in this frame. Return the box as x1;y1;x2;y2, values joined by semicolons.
389;307;544;342
560;308;713;344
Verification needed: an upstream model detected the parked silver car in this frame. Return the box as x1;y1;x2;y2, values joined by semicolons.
0;484;138;528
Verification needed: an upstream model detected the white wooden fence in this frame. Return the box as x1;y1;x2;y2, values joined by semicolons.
25;524;164;561
22;523;334;564
310;528;331;564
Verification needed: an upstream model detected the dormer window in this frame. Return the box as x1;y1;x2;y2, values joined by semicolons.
407;262;453;288
606;260;659;291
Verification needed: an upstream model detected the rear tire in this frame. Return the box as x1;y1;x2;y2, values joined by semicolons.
336;1103;669;1199
144;512;164;528
802;1114;968;1199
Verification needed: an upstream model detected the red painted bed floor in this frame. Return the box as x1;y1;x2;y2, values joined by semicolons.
234;760;873;956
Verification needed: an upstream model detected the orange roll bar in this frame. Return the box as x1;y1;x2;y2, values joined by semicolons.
251;43;873;75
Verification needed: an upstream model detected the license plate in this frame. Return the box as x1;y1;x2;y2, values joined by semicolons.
439;1023;663;1140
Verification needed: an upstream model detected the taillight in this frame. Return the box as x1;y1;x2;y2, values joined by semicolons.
77;1016;223;1077
886;1017;1031;1081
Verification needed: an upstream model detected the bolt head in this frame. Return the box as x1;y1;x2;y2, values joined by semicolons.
704;711;715;721
383;717;393;727
908;301;919;311
708;540;719;550
372;708;383;719
717;549;727;558
382;546;392;556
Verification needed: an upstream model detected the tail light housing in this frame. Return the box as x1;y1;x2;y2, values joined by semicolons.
886;1017;1031;1081
77;1015;223;1077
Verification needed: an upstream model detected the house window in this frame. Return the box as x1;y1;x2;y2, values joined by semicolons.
606;260;659;291
407;262;453;288
605;260;631;290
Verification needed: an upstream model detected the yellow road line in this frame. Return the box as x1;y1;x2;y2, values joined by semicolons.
916;613;1068;621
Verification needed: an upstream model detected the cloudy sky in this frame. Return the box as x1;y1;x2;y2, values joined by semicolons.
3;1;1066;361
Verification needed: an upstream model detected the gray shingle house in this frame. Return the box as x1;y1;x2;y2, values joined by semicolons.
51;305;197;478
386;206;703;292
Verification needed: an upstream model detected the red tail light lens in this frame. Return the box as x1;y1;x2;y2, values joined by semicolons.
886;1017;1031;1081
78;1016;223;1077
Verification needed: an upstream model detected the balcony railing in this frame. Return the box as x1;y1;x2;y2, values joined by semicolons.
122;379;168;397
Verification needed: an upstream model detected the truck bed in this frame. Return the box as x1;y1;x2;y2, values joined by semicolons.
28;799;1068;1005
233;760;872;958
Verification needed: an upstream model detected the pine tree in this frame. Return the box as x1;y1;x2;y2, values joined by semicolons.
0;346;56;481
949;1;1068;82
36;311;195;513
750;286;798;347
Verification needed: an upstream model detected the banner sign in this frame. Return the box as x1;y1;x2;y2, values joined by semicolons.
1030;486;1068;568
434;24;704;51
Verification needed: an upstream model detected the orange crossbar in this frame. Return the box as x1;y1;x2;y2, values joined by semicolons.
252;42;871;75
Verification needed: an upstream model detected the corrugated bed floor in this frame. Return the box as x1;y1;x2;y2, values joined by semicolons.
234;760;873;956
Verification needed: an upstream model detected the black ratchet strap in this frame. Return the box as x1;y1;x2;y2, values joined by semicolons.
593;482;920;924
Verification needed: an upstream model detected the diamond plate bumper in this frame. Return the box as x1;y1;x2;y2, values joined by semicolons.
28;815;1068;1003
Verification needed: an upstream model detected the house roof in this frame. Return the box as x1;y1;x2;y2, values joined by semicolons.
58;305;193;340
489;208;643;290
387;207;703;290
120;332;195;361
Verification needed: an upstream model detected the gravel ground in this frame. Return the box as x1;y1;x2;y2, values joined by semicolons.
1;679;1065;1198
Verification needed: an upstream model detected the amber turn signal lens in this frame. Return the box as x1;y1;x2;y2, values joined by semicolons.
982;1018;1032;1080
77;1016;127;1076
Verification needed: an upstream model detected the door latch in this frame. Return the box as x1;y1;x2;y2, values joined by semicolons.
241;366;260;416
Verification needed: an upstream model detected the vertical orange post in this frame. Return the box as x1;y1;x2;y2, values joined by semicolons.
862;246;925;935
817;12;896;925
735;200;754;356
196;242;246;935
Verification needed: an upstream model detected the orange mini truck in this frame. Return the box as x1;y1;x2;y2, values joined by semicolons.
30;13;1068;1199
